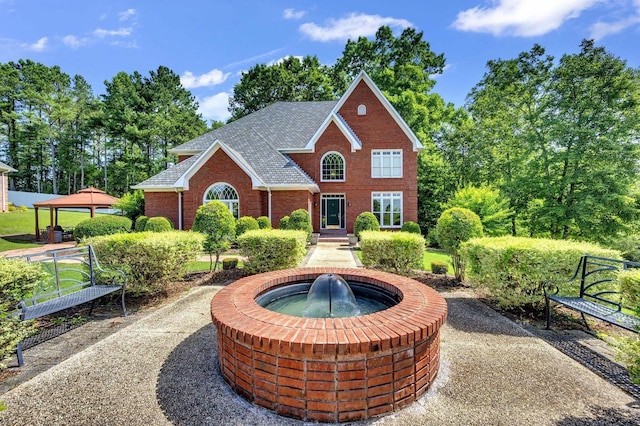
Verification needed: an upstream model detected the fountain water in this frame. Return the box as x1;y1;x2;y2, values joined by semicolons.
302;273;360;318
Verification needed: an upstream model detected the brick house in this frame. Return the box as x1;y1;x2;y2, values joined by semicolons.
0;160;17;212
134;72;423;234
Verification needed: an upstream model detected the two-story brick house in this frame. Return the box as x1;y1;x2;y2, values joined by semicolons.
134;71;423;234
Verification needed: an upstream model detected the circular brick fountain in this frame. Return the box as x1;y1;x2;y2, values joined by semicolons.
211;268;448;423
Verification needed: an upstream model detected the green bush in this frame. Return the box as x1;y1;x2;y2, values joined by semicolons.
192;201;236;271
442;184;512;236
287;209;313;241
134;215;149;232
257;216;272;230
431;260;449;275
74;215;132;241
401;221;421;235
435;208;483;280
144;216;174;232
222;258;238;270
0;259;47;368
460;236;620;310
238;229;307;274
86;231;204;296
360;231;425;276
236;216;260;237
113;190;145;221
279;215;290;229
615;269;640;384
619;269;640;309
354;212;380;239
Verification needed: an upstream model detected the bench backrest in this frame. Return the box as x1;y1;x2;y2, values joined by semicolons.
576;255;640;310
9;245;100;306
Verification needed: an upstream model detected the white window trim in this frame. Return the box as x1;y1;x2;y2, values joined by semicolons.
203;182;240;219
371;150;403;178
320;151;346;182
371;191;403;228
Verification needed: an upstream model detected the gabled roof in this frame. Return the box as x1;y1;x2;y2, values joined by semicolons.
134;71;422;192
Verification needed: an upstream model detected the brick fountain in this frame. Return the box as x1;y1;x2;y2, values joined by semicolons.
210;268;448;423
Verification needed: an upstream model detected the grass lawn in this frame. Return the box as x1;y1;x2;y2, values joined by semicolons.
1;209;111;253
355;247;453;274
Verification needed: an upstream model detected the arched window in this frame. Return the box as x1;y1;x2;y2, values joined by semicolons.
203;183;239;218
357;104;366;115
321;152;345;182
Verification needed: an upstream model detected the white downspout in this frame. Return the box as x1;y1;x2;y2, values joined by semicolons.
1;172;5;212
267;186;272;224
178;191;183;230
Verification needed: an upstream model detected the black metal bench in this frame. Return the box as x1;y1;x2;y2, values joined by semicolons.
9;245;126;366
544;255;640;332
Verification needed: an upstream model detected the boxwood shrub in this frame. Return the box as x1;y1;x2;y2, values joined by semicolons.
0;259;47;367
401;221;421;235
460;236;621;310
431;260;449;275
287;209;313;241
236;216;260;237
238;229;307;274
354;212;380;239
134;215;149;232
86;231;204;296
257;216;272;230
144;216;173;232
359;231;425;276
74;215;132;241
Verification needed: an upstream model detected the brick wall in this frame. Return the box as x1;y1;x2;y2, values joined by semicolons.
289;80;419;233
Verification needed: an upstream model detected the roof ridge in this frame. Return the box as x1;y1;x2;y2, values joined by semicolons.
334;112;362;147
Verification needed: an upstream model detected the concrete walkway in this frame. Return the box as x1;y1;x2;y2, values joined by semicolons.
303;241;360;268
1;245;639;424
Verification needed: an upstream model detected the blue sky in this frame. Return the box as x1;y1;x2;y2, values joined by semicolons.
1;0;638;124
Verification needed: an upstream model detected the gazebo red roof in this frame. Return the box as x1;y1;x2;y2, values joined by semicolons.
33;187;119;209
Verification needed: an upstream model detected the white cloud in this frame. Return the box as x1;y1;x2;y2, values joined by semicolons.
299;13;413;42
119;8;136;22
28;37;48;52
453;0;602;37
198;92;231;123
63;35;86;49
181;69;231;89
94;27;133;38
283;8;306;20
589;0;640;39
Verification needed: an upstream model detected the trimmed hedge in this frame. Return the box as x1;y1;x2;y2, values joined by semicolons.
236;216;260;237
279;215;290;229
354;212;380;239
238;229;307;274
360;231;425;276
134;215;149;232
431;260;449;275
401;221;421;235
257;216;272;230
288;209;313;241
460;236;621;310
86;231;204;296
74;215;132;241
144;216;173;232
0;259;46;367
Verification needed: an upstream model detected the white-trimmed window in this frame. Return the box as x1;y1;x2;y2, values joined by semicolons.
371;150;402;178
203;182;239;218
321;151;345;182
372;192;402;228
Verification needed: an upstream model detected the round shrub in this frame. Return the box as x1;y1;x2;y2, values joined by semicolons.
354;212;380;239
192;200;236;271
236;216;260;237
134;215;149;232
257;216;272;230
401;221;421;235
431;260;449;275
144;216;174;232
279;215;290;230
74;215;132;241
222;258;238;270
288;209;313;241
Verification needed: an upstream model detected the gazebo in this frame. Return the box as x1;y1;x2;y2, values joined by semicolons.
33;187;120;243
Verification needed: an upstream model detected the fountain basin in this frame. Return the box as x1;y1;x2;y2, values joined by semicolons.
211;268;448;423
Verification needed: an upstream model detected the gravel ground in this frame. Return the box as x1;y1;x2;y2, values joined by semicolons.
1;282;639;425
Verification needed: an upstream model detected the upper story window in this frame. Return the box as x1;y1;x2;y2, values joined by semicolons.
357;104;367;115
203;182;239;218
321;151;345;182
371;150;402;178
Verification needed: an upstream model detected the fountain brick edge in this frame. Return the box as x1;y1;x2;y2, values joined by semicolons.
211;268;448;423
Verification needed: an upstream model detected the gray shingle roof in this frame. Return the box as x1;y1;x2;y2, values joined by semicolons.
134;101;338;190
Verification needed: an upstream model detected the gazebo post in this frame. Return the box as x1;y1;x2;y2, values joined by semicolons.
55;208;59;226
35;207;40;240
49;208;55;244
90;206;96;218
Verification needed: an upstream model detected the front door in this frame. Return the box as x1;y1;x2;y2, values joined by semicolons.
321;194;345;229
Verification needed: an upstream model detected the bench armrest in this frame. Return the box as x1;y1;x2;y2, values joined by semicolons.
543;280;560;298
